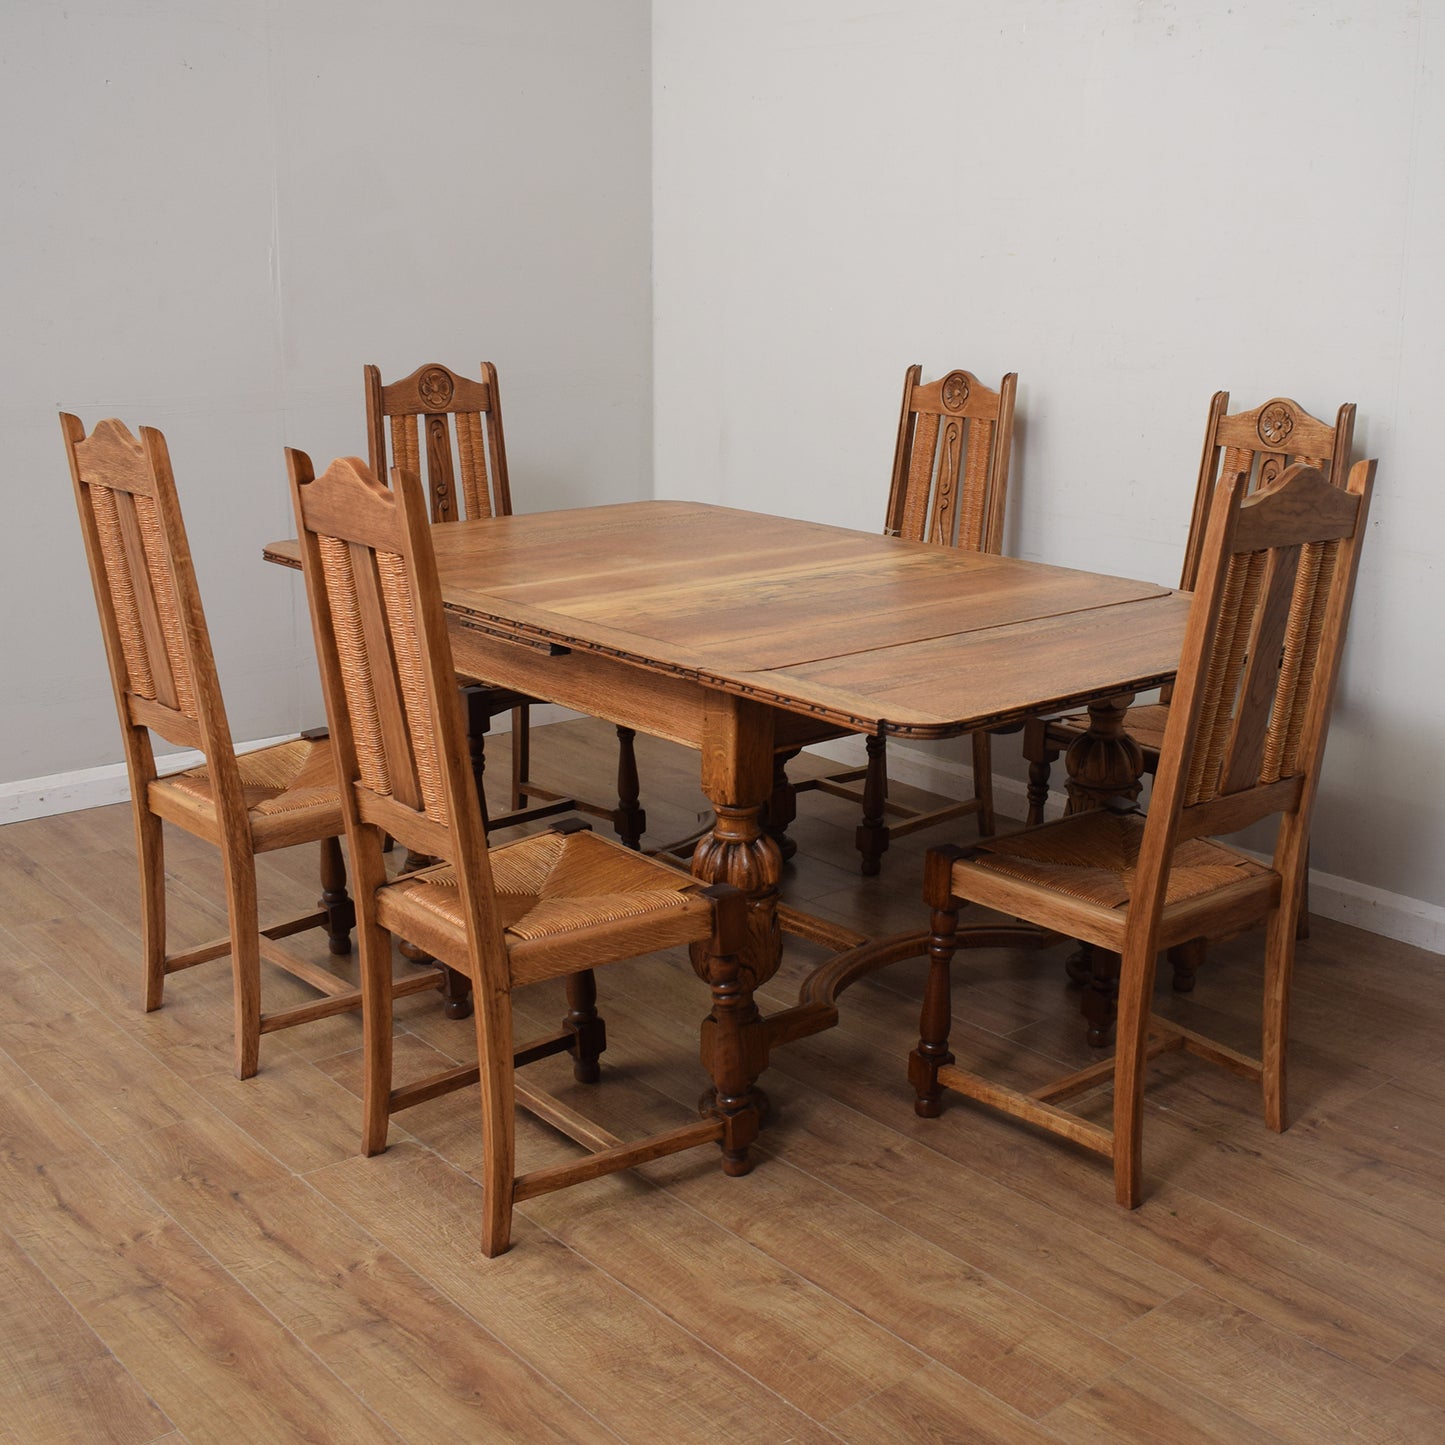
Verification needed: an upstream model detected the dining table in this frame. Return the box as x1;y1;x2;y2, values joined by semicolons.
266;498;1192;1107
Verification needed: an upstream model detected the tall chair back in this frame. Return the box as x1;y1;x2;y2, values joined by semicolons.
796;364;1019;874
61;415;368;1077
61;416;253;840
363;360;642;844
1180;393;1355;590
364;361;511;523
884;365;1017;553
288;452;502;941
1146;458;1374;875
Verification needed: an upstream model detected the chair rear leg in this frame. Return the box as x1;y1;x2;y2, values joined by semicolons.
221;855;263;1080
135;805;167;1012
563;969;606;1083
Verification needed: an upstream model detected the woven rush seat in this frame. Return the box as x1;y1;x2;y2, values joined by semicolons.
156;735;342;839
379;829;707;982
963;809;1267;915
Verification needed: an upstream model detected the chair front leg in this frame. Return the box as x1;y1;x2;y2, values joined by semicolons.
613;726;646;849
319;834;354;955
135;803;167;1012
461;684;493;827
220;852;262;1081
1262;898;1302;1133
563;968;606;1083
1021;717;1058;828
1111;934;1162;1209
855;733;890;876
510;702;530;809
971;729;996;838
910;846;964;1117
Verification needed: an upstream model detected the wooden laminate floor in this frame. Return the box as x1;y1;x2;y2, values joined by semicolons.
2;718;1443;1443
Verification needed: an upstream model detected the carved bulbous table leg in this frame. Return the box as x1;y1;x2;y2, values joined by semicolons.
1062;695;1145;815
690;696;781;1127
691;802;783;991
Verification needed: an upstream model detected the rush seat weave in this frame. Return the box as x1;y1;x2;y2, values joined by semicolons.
160;735;341;821
964;809;1266;912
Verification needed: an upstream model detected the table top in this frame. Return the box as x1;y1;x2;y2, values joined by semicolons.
267;499;1192;739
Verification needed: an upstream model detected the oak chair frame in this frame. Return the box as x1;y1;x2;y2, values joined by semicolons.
365;361;644;845
59;414;431;1079
1022;393;1355;816
912;459;1376;1207
788;365;1018;875
288;450;756;1257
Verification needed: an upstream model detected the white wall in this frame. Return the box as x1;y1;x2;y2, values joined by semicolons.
5;1;1440;929
654;1;1445;918
1;0;652;780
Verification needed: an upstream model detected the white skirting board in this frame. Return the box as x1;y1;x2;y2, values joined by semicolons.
804;736;1445;957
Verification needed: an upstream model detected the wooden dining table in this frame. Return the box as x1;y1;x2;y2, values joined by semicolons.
267;498;1192;1103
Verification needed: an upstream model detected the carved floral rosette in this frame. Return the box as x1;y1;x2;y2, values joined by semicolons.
941;372;971;411
418;366;455;411
1257;401;1295;449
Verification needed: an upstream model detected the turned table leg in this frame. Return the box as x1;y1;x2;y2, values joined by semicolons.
690;695;781;1119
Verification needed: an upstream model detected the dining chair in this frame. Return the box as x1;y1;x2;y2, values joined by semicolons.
1022;392;1355;826
61;415;447;1079
785;365;1018;875
286;448;757;1258
911;457;1375;1207
365;361;645;847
